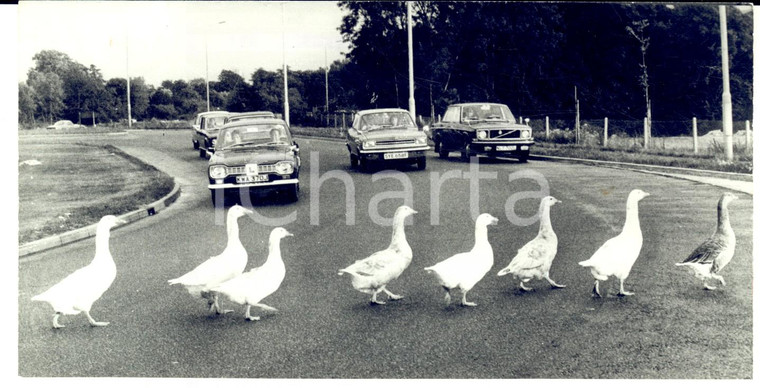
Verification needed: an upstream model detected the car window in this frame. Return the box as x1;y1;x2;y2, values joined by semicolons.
360;112;414;131
442;107;461;122
218;124;291;149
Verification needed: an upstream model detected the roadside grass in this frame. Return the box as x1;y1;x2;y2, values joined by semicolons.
18;142;174;245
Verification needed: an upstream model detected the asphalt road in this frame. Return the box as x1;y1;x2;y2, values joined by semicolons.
17;130;754;378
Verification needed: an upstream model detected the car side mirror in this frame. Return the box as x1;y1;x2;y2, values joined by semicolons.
422;125;430;132
291;143;299;152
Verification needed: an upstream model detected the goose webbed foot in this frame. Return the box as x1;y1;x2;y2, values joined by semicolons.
519;281;534;292
703;283;717;291
461;291;477;307
85;311;109;327
443;287;452;305
592;280;602;297
383;288;404;301
244;306;261;321
52;313;65;329
618;279;634;296
546;276;566;289
370;290;386;305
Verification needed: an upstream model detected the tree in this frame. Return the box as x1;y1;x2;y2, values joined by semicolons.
27;70;64;123
18;82;36;126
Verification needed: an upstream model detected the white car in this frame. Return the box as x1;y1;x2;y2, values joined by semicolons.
47;120;84;130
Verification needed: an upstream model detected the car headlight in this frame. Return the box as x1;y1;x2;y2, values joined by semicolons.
415;137;427;145
211;139;217;147
477;130;488;140
209;165;228;179
521;130;531;139
274;161;294;175
363;140;376;149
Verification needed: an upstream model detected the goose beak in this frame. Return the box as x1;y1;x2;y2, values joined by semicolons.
286;232;294;237
492;217;499;225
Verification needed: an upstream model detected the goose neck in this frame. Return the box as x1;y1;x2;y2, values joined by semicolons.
474;223;490;247
389;215;409;249
264;237;285;267
538;204;554;237
717;202;732;234
94;227;112;260
622;199;641;235
226;216;243;246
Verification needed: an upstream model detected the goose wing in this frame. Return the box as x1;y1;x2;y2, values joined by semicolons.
169;250;246;288
345;248;406;278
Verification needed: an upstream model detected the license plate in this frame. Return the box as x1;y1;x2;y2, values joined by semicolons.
384;152;409;160
236;175;269;183
496;145;517;151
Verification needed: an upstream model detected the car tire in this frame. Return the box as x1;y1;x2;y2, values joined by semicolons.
460;144;472;162
437;143;449;159
193;140;199;150
350;153;359;169
200;148;207;158
518;151;529;163
417;156;427;170
285;183;299;202
359;156;371;172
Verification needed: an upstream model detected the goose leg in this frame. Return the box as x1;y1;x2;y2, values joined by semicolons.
370;289;386;305
546;274;566;289
461;290;477;307
703;282;716;291
84;311;109;327
592;280;602;297
382;287;404;301
251;303;278;312
213;294;234;314
52;313;65;329
519;280;533;292
442;286;451;305
618;278;634;296
244;305;260;321
716;275;726;286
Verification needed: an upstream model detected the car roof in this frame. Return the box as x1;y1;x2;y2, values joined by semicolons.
448;102;507;107
356;108;412;115
229;111;274;116
222;118;287;128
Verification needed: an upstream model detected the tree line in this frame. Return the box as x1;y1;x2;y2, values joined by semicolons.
19;2;752;135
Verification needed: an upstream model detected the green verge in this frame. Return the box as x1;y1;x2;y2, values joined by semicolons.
18;143;174;245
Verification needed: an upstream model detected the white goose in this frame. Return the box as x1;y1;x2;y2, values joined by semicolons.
497;196;565;291
211;227;293;321
338;205;418;305
168;205;253;314
31;215;125;328
676;192;737;290
578;189;650;297
424;213;499;306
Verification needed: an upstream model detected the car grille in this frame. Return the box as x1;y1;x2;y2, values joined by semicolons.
487;129;521;139
376;139;416;146
227;164;277;175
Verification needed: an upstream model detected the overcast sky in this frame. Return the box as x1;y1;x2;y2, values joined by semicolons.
17;1;351;87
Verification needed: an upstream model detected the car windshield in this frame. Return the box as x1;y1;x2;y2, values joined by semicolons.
460;104;516;123
205;116;226;129
217;124;292;150
360;112;415;131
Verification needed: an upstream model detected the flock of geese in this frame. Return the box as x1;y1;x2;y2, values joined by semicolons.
31;189;739;329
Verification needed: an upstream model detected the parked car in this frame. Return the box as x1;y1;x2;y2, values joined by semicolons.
191;111;229;157
207;119;300;206
345;108;430;171
47;120;84;130
428;103;533;163
224;111;275;124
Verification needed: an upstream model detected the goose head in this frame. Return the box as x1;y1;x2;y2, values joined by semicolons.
394;205;418;220
227;204;255;219
270;227;294;241
628;189;650;203
719;192;738;207
98;215;126;230
542;196;562;207
476;213;499;227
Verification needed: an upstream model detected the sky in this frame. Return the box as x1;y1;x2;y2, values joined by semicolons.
17;1;351;87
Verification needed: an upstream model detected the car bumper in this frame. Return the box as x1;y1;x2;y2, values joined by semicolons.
208;178;299;190
359;145;430;155
470;141;533;155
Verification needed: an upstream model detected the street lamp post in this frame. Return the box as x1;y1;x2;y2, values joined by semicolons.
407;1;416;122
126;29;131;128
719;5;733;161
282;3;290;127
325;44;329;126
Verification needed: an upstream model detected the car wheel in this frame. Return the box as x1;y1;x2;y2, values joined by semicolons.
518;151;529;163
460;144;472;162
200;148;207;158
285;183;299;202
350;153;359;169
193;140;199;150
359;156;370;172
437;143;449;159
417;156;427;170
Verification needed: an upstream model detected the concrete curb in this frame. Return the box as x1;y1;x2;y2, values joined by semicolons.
18;182;181;258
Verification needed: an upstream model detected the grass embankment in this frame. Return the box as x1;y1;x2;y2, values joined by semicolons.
18;142;174;244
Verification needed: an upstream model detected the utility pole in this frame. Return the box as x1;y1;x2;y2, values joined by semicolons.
325;44;329;126
126;28;131;128
282;3;290;127
407;1;416;122
574;86;580;144
719;5;733;161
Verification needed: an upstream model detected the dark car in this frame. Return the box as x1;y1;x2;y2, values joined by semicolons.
429;103;533;162
192;111;230;158
224;111;276;124
345;108;430;171
207;119;300;206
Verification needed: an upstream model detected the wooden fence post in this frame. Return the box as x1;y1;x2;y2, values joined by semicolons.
693;117;698;154
603;117;608;147
746;120;751;149
545;116;549;138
